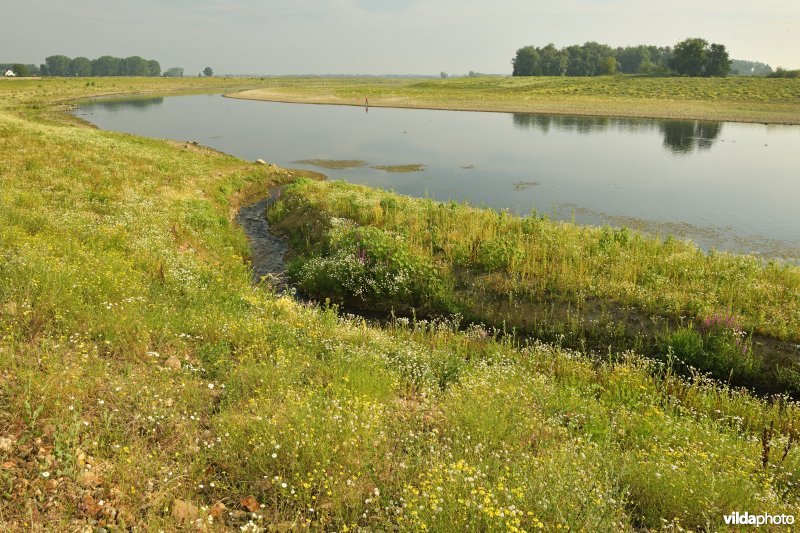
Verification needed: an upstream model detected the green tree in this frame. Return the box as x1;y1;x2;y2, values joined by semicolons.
539;43;566;75
512;46;540;76
601;56;618;75
704;43;731;77
670;38;708;76
146;60;161;77
616;46;651;73
203;66;213;77
44;55;72;76
163;67;184;78
122;56;149;76
91;56;122;76
11;64;31;77
69;57;92;77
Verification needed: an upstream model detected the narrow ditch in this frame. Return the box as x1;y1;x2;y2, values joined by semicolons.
236;188;288;287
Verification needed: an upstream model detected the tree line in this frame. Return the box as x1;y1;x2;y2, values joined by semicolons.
1;63;40;76
39;55;163;77
512;38;732;77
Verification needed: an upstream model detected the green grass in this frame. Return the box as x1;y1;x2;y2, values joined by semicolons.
229;75;800;124
1;77;800;530
269;179;800;394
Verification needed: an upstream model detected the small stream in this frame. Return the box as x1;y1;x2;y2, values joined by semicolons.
236;189;288;287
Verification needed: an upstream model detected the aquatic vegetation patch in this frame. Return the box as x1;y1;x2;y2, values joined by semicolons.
291;158;369;169
371;163;426;173
512;180;540;191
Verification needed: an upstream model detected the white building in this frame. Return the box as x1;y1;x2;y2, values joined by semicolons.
4;70;16;77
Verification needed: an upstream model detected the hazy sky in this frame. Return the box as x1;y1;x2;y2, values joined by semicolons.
3;0;798;74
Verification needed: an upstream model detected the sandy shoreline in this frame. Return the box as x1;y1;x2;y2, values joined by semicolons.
225;88;800;125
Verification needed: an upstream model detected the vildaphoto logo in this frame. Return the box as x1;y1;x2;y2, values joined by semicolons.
723;512;795;527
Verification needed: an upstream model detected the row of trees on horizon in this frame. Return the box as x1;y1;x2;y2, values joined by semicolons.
512;38;735;77
1;56;187;78
38;55;164;77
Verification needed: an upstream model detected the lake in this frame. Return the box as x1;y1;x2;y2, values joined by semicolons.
75;94;800;260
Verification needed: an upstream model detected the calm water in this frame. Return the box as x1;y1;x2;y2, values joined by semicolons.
75;94;800;259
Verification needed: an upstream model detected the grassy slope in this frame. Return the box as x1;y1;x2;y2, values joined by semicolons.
1;78;799;530
228;75;800;124
269;180;800;394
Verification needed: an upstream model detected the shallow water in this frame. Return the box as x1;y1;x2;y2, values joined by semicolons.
235;189;287;286
76;94;800;260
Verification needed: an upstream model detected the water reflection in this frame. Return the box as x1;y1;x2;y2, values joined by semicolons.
512;113;722;154
512;113;615;134
659;120;722;154
89;97;164;112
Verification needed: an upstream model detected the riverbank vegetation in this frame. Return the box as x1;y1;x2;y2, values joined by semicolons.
229;75;800;124
269;179;800;395
1;77;800;530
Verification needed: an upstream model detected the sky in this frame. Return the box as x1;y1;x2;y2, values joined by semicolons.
3;0;798;74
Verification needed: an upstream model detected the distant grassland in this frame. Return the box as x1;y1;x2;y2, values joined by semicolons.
229;75;800;124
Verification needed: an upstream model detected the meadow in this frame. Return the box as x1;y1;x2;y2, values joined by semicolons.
229;75;800;124
1;77;800;530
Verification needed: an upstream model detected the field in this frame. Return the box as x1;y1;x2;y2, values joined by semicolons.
229;75;800;124
1;77;800;530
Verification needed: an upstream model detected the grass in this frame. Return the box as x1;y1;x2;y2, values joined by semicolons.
1;77;800;530
228;75;800;124
269;179;800;394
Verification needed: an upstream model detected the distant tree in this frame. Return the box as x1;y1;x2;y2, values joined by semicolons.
203;66;213;77
440;71;449;79
601;56;617;75
44;55;72;76
730;59;772;76
69;57;92;77
91;56;122;76
564;45;584;76
670;38;707;76
122;56;149;76
539;43;566;75
512;46;540;76
146;60;161;77
616;45;650;73
704;43;731;77
768;67;800;78
671;38;731;77
11;64;31;77
163;67;184;78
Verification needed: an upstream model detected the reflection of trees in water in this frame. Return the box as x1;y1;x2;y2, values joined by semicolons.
512;113;722;154
92;97;164;112
660;120;722;154
512;113;613;134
